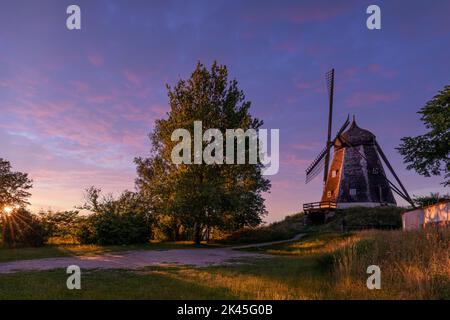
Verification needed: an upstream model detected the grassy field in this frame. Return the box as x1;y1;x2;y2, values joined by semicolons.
0;207;448;300
1;228;448;299
0;236;335;299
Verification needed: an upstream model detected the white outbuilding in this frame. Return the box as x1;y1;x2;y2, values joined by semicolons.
402;200;450;230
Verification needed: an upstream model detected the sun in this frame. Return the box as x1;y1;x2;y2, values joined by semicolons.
3;206;13;214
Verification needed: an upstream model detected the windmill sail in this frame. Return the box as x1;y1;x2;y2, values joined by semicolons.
323;69;335;183
305;146;327;183
305;116;350;183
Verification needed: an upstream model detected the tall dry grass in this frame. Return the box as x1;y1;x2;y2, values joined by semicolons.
332;227;450;299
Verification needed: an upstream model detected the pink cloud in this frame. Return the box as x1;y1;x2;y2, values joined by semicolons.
305;44;322;55
281;153;310;168
368;64;398;78
274;40;298;53
346;91;401;108
271;178;296;190
243;2;353;24
342;66;360;78
296;81;312;90
291;142;322;151
87;53;104;67
123;69;142;86
71;80;89;93
87;94;113;104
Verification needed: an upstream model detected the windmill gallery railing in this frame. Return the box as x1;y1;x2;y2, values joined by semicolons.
303;201;337;212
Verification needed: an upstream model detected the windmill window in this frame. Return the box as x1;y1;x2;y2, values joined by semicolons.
327;191;332;198
349;188;357;196
331;170;338;178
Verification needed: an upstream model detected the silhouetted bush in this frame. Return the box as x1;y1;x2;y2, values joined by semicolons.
38;210;80;241
75;187;153;245
76;211;152;245
1;208;48;247
331;206;403;230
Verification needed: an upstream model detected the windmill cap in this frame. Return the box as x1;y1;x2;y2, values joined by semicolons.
340;116;376;146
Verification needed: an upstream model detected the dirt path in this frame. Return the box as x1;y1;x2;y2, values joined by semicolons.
0;248;267;273
0;234;305;273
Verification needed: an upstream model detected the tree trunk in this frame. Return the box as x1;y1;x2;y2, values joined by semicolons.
173;224;180;241
194;222;202;245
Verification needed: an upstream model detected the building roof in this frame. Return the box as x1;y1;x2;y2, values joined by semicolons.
340;116;376;146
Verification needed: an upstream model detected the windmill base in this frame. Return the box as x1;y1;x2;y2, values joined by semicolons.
305;210;336;225
303;201;337;224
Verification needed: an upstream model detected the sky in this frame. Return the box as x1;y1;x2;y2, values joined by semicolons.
0;0;449;222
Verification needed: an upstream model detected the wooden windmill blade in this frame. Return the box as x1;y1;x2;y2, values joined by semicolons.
305;146;327;183
305;115;350;183
323;69;335;183
334;115;351;139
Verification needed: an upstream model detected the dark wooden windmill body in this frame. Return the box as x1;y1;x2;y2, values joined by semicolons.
320;117;396;207
303;69;414;216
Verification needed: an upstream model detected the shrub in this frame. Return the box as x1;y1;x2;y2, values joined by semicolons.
1;208;48;247
76;211;152;245
75;188;154;245
38;210;80;241
325;206;403;231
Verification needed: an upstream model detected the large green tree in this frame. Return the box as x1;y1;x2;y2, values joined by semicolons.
135;62;270;243
397;85;450;186
0;158;33;211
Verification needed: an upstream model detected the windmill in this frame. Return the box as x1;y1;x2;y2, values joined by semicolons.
303;69;414;216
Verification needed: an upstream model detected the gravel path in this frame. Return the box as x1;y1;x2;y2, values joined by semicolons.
0;234;304;273
0;248;267;273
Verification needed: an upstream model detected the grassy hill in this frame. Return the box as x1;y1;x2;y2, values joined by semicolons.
219;206;403;244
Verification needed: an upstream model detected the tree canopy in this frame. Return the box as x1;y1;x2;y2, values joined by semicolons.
397;85;450;186
412;192;450;207
0;158;33;210
135;62;270;243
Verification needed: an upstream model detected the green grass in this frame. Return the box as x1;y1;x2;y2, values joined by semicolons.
0;241;223;263
245;232;353;255
0;256;333;300
0;233;337;299
1;221;448;299
0;232;371;300
0;267;237;299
